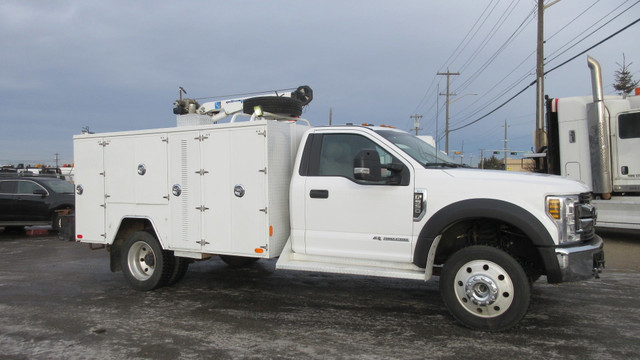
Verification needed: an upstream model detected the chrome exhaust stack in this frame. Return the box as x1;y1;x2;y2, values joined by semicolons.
587;56;613;196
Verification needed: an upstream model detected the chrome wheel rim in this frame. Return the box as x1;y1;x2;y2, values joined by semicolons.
454;259;514;318
127;240;156;281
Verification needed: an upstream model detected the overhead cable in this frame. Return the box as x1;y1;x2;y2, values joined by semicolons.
448;17;640;133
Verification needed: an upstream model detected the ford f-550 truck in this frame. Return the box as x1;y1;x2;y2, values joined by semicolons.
73;86;604;331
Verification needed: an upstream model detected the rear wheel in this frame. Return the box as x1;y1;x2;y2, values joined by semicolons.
121;231;173;291
440;245;530;331
52;213;62;231
167;256;190;286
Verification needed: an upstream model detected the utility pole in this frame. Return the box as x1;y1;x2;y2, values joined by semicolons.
410;114;423;135
535;0;562;152
438;70;460;154
535;0;545;152
54;153;59;168
329;107;333;126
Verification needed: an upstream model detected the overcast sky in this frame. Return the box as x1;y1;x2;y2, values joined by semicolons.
1;0;639;166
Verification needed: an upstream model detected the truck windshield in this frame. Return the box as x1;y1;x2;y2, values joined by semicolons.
374;130;462;168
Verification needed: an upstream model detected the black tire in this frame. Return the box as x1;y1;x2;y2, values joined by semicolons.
52;213;62;231
219;255;260;268
242;96;303;117
120;231;174;291
440;245;531;331
167;256;190;286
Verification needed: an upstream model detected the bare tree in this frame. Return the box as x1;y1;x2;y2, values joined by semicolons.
612;54;640;97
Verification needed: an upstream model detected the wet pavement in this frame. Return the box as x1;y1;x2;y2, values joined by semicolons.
0;228;639;359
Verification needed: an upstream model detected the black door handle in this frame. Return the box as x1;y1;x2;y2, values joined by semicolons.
309;190;329;199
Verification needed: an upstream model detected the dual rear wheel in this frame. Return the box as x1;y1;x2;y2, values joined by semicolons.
120;231;259;291
120;231;189;291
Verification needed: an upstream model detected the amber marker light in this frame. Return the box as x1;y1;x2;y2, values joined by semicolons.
548;198;561;219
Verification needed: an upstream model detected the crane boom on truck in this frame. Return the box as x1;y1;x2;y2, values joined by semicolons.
73;84;604;331
537;56;640;230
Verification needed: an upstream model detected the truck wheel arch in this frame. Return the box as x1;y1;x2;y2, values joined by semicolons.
109;217;158;272
413;199;554;269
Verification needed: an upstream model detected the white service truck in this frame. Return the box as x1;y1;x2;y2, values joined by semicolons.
541;56;640;230
73;86;604;331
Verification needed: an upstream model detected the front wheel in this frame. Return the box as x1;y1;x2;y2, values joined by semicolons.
440;245;530;331
121;231;173;291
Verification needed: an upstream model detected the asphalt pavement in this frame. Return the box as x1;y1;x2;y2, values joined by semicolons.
0;227;638;360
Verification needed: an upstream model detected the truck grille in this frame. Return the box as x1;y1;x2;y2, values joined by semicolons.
579;192;592;203
576;192;596;240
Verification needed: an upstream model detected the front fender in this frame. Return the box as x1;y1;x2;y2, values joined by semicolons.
413;198;554;268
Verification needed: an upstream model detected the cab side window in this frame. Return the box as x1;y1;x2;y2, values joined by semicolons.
312;133;407;184
619;112;640;139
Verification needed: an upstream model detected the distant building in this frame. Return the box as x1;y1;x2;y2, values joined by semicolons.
505;158;535;172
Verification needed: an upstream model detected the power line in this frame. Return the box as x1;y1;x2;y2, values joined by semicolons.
545;0;639;65
545;0;601;43
545;16;640;75
455;4;536;95
413;0;499;114
450;1;627;127
448;17;640;133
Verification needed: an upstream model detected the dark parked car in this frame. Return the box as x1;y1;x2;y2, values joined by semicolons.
0;176;75;230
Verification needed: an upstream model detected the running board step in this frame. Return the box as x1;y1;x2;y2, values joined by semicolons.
276;238;427;281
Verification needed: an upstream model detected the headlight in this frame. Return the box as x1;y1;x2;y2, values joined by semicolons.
546;195;581;244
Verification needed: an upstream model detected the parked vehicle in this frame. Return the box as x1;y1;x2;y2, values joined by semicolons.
0;175;75;230
536;56;640;230
73;86;604;331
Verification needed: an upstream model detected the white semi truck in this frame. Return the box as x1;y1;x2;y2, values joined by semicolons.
541;56;640;230
73;86;604;331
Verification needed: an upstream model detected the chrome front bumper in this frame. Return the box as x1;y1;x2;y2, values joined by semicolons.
553;235;605;283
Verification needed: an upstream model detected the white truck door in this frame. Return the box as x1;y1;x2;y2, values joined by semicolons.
104;134;168;205
303;133;414;262
200;126;268;255
614;112;640;187
74;138;106;243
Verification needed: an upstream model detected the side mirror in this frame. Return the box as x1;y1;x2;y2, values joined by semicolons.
33;189;47;197
353;149;382;182
383;163;405;185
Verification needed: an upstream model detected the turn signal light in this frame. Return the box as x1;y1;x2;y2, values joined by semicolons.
255;248;264;254
548;199;561;219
